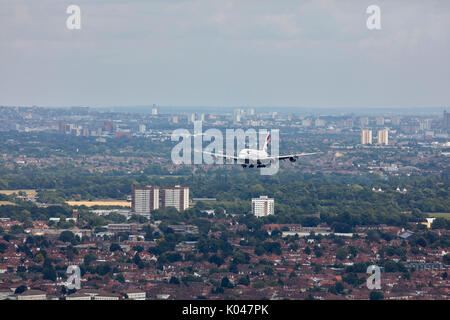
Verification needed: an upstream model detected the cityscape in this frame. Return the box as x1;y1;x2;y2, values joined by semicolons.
0;106;448;301
1;0;449;313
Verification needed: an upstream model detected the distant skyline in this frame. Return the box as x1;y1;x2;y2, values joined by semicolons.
1;0;449;108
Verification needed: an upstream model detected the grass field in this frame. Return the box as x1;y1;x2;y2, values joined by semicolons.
0;201;15;206
428;212;450;220
0;189;37;197
66;200;131;207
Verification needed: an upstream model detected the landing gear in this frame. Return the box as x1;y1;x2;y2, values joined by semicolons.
241;164;266;168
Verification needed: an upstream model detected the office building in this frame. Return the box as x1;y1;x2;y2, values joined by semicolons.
444;111;450;130
376;116;385;126
59;121;67;134
252;196;274;217
361;129;373;145
392;117;401;126
162;186;189;212
359;117;369;127
315;118;326;127
132;186;159;214
302;119;312;127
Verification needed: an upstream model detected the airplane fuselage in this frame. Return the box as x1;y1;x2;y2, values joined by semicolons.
237;149;271;166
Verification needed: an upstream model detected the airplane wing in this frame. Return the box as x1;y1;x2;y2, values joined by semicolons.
267;152;318;161
201;150;240;160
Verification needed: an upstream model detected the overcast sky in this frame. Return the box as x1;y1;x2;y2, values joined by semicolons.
0;0;449;108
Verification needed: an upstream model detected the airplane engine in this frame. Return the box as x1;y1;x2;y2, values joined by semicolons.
289;157;296;162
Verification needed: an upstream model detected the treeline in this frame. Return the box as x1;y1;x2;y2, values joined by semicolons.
0;164;449;228
0;131;171;158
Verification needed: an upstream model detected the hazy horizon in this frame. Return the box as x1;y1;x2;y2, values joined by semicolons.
2;104;447;116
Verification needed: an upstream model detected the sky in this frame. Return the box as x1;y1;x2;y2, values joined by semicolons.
0;0;449;108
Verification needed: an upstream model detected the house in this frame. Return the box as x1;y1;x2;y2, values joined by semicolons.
93;291;121;300
0;287;14;300
17;289;47;300
65;292;92;300
70;289;121;300
123;290;146;300
399;230;415;240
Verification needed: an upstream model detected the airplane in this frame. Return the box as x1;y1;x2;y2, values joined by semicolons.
202;133;318;168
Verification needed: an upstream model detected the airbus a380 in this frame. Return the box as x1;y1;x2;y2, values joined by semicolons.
203;134;318;168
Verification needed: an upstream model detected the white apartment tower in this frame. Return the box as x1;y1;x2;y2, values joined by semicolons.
378;129;389;145
132;186;159;215
252;196;275;217
361;129;373;145
162;186;189;212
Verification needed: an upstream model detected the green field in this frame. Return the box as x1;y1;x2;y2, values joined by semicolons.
428;212;450;220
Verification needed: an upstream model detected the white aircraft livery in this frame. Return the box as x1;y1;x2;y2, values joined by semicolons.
203;133;318;168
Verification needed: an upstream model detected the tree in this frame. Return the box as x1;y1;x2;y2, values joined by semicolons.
370;290;384;300
228;263;238;274
95;264;112;276
209;255;224;267
83;253;97;266
432;218;449;230
221;277;233;288
34;252;44;263
110;243;122;252
336;248;348;261
133;246;144;253
411;209;426;221
61;286;67;295
334;282;344;294
415;237;428;248
115;274;125;283
0;242;7;254
238;275;250;286
133;253;145;269
264;266;274;276
10;225;25;234
211;287;224;294
17;266;27;273
232;251;250;264
443;254;450;265
42;259;57;281
169;276;180;285
59;231;75;243
367;230;380;243
255;246;265;256
313;246;323;258
14;285;27;294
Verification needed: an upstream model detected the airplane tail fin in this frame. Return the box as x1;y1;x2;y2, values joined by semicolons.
262;133;270;152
